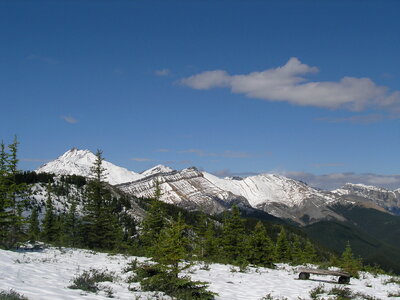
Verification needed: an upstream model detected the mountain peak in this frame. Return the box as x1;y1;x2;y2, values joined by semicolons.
141;164;174;177
36;148;143;185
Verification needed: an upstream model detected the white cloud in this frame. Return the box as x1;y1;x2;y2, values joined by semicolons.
180;57;400;111
281;171;400;190
61;116;78;124
155;69;171;76
316;114;384;124
131;158;154;162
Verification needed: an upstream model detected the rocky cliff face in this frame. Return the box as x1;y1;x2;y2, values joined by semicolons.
116;167;250;215
36;149;400;224
333;183;400;215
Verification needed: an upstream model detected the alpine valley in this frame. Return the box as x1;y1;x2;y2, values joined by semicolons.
35;148;400;272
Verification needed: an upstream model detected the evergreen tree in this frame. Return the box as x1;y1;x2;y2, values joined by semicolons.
63;199;81;247
200;219;218;259
83;150;122;250
221;205;247;264
140;179;167;250
248;221;274;266
290;235;303;265
340;241;362;277
0;137;28;248
275;227;291;262
27;205;40;242
302;240;317;264
152;213;190;277
41;182;58;243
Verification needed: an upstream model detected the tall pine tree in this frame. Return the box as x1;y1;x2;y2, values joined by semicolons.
248;221;274;267
83;150;122;250
221;205;247;264
41;182;58;243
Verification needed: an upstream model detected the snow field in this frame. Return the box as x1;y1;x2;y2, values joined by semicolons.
0;248;399;300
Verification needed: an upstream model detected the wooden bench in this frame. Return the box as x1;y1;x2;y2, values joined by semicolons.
298;268;351;284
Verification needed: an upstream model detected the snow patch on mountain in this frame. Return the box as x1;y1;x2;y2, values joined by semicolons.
204;172;337;208
141;164;173;177
36;148;144;185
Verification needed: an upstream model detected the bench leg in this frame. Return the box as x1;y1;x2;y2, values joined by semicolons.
299;272;310;280
338;276;350;284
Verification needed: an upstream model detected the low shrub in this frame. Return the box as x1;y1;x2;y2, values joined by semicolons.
68;268;115;294
127;262;216;300
0;290;28;300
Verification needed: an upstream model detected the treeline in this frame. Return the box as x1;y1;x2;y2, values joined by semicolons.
0;138;365;292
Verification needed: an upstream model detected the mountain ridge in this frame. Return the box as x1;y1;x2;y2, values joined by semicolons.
36;148;400;223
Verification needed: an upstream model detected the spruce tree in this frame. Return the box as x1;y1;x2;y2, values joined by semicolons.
0;141;10;246
28;205;40;242
302;240;317;264
275;227;291;262
0;137;28;248
140;179;167;251
83;150;122;250
248;221;274;267
340;241;362;277
221;205;247;264
202;220;218;260
64;199;81;247
291;235;303;265
152;213;190;276
42;182;58;243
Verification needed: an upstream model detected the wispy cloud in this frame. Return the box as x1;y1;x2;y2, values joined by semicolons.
222;151;251;158
61;116;78;124
181;148;265;159
313;163;344;168
316;114;384;124
281;171;400;190
27;54;59;65
180;149;217;157
156;148;170;152
21;158;50;163
180;57;400;111
131;157;154;162
155;69;170;76
212;169;260;178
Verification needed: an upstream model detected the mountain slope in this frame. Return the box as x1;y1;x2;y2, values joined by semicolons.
333;183;400;215
116;167;251;215
204;172;346;224
36;148;144;185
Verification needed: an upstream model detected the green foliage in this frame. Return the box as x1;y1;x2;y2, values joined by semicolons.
128;262;216;300
221;205;248;264
340;241;362;278
0;290;29;300
0;137;29;249
41;182;58;243
27;206;40;242
68;268;115;294
328;286;353;300
309;284;326;300
275;227;291;262
82;150;123;250
152;213;190;275
248;221;274;267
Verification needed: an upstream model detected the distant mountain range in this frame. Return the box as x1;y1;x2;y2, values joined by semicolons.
36;148;400;225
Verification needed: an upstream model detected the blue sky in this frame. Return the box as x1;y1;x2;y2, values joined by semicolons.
1;0;400;189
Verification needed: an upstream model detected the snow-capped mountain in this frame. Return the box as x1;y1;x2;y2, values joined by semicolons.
35;148;400;224
36;148;144;185
116;167;250;215
140;164;173;177
203;172;346;224
332;183;400;215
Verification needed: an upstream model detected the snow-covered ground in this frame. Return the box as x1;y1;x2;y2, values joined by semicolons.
0;247;399;300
